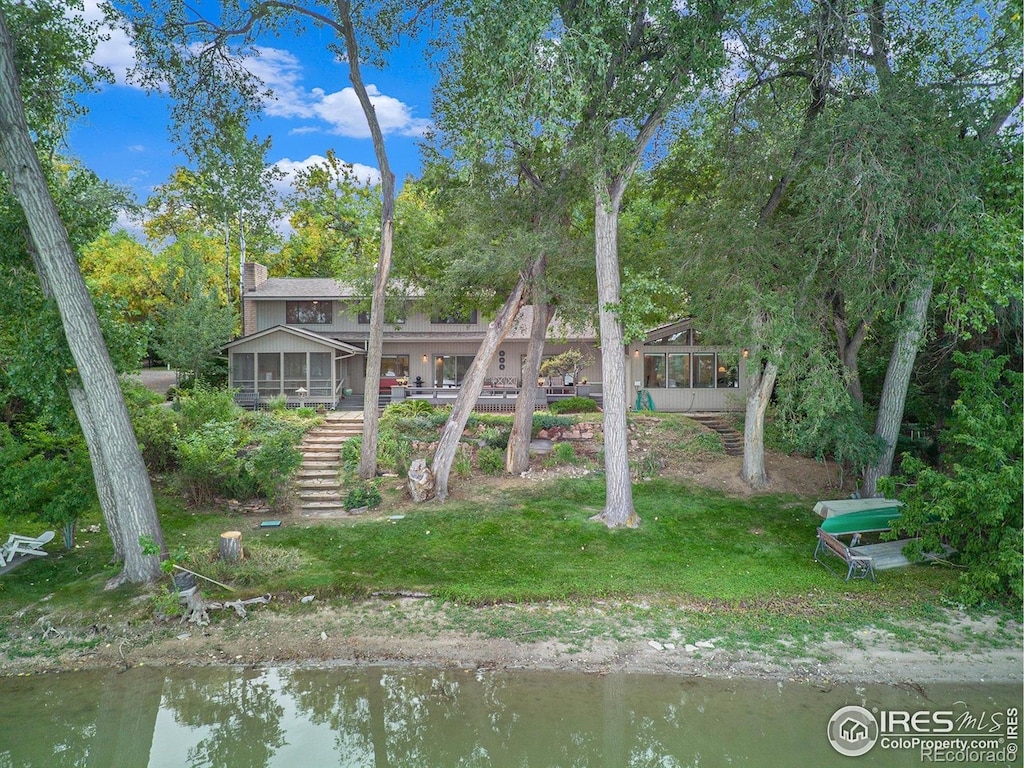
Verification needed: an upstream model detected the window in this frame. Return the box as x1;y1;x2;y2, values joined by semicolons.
647;329;692;345
232;353;255;392
693;353;716;388
667;353;690;388
643;354;666;388
431;310;477;324
434;354;475;386
258;353;281;395
381;355;409;378
284;353;307;395
309;352;331;396
357;311;370;324
717;357;739;388
286;300;332;324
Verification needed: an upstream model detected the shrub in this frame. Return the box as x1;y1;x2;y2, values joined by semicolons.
383;399;435;418
549;397;600;415
131;404;180;471
345;482;382;510
174;421;246;502
881;351;1023;605
480;426;510;450
453;444;473;477
551;442;577;465
173;381;240;433
531;413;574;436
477;446;505;475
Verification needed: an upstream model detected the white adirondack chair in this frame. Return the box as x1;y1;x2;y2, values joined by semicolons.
0;530;55;568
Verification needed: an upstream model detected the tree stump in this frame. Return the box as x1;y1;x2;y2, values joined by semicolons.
219;530;243;562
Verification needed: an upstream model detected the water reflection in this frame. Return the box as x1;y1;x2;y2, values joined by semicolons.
0;666;1019;767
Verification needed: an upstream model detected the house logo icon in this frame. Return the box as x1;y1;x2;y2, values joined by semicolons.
827;705;879;756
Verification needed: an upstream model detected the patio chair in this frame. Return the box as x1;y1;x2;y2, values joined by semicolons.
0;530;55;568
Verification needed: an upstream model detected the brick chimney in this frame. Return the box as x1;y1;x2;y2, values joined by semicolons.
241;263;268;336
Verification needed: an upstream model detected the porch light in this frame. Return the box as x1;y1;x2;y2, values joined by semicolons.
422;354;428;363
633;349;640;357
742;348;749;358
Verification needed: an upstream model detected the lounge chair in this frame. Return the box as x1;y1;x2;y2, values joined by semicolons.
0;530;55;568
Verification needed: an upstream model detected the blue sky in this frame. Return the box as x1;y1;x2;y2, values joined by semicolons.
67;1;438;229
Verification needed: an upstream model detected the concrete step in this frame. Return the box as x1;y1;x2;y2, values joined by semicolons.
297;466;339;475
299;491;344;501
297;479;340;489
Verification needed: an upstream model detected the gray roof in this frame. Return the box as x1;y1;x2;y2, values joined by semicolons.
249;278;361;299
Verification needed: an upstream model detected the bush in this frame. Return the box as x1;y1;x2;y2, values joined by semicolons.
132;405;180;471
480;425;510;450
173;381;240;433
383;399;435;418
881;351;1023;605
551;441;578;465
477;446;506;475
548;397;599;415
531;413;574;436
345;482;382;510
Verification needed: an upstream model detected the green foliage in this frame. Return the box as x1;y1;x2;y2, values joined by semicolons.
130;402;179;471
382;399;435;419
531;413;575;436
0;421;94;547
344;482;382;510
539;348;593;381
173;380;240;433
476;446;505;476
549;397;600;415
453;444;473;477
479;426;510;450
551;442;577;465
881;352;1023;605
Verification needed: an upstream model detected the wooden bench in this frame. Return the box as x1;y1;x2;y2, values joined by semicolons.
814;527;876;581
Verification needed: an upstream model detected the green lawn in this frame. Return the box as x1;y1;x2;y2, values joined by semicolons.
3;475;1016;659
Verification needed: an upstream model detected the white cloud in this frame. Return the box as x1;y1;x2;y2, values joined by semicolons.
81;0;138;86
248;46;432;138
273;154;381;195
127;144;145;153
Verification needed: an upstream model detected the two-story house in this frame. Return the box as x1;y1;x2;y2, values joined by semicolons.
224;263;747;412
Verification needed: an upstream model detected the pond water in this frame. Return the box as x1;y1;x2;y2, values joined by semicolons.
0;666;1019;767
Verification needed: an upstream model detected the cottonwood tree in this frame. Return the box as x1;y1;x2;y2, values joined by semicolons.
0;1;165;582
119;0;433;479
438;0;728;525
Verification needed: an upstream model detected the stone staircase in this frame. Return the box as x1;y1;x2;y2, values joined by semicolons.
688;414;744;457
296;413;363;517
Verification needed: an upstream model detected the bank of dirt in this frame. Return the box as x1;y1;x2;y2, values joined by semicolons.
3;594;1020;686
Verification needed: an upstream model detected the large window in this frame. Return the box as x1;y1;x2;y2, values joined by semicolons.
309;352;331;396
667;353;690;388
284;353;307;395
381;355;409;378
286;300;332;324
232;353;255;392
434;354;475;387
693;353;716;388
258;353;281;395
643;354;666;388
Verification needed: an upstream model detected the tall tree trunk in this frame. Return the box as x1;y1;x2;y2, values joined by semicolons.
861;270;934;496
337;0;397;481
68;387;125;561
590;181;638;529
0;7;165;583
507;300;553;475
432;275;531;501
741;356;779;489
830;292;869;405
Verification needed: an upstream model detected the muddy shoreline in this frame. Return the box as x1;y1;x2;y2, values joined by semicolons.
4;599;1020;686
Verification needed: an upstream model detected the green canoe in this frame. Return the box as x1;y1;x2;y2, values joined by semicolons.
819;504;903;535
